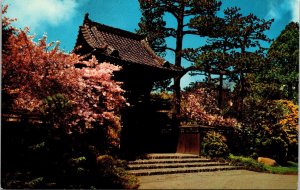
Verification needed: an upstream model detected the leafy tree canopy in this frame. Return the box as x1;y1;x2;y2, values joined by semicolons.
255;22;299;102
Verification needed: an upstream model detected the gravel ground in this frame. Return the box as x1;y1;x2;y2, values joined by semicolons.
138;170;298;189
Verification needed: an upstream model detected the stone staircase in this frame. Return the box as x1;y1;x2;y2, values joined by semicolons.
127;153;244;176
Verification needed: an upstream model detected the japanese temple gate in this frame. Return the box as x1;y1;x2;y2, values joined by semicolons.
74;14;205;158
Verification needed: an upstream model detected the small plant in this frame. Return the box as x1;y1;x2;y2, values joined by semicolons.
202;131;230;157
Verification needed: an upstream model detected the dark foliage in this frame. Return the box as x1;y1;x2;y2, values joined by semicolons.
2;118;139;189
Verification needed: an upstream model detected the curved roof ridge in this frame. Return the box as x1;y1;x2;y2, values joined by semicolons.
141;39;165;65
80;25;103;49
83;13;144;41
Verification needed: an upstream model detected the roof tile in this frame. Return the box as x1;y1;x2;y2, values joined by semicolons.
75;14;182;72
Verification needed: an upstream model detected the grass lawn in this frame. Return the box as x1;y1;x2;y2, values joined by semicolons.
263;161;298;174
228;154;298;175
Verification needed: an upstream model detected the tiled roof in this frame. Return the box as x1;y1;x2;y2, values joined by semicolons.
74;14;182;72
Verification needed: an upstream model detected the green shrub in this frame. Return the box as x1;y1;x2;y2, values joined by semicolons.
260;136;288;163
40;93;73;128
202;131;229;157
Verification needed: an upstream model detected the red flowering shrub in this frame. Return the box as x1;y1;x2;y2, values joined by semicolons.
2;16;126;146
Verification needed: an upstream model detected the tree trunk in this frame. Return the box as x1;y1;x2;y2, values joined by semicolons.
238;44;246;118
172;4;184;125
287;83;293;100
239;71;245;118
218;74;223;109
173;76;181;125
206;71;211;85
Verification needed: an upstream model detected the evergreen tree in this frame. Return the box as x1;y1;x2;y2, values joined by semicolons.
137;0;222;119
193;7;242;108
187;7;273;112
265;22;299;102
232;12;273;111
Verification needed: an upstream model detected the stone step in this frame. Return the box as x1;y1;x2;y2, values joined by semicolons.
143;153;200;159
128;165;245;176
129;158;211;165
128;161;228;170
126;153;242;176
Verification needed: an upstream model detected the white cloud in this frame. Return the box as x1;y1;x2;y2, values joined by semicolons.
6;0;79;33
181;74;193;89
181;72;205;89
266;0;288;20
266;0;299;22
289;0;299;22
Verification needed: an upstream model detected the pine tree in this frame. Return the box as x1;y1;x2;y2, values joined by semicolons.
137;0;222;120
194;7;243;108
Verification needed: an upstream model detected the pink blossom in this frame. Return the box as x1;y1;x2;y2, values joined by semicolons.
181;88;238;127
2;18;126;148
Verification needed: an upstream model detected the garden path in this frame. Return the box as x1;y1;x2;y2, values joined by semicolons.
138;169;298;189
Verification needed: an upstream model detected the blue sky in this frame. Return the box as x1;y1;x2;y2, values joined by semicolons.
4;0;299;88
